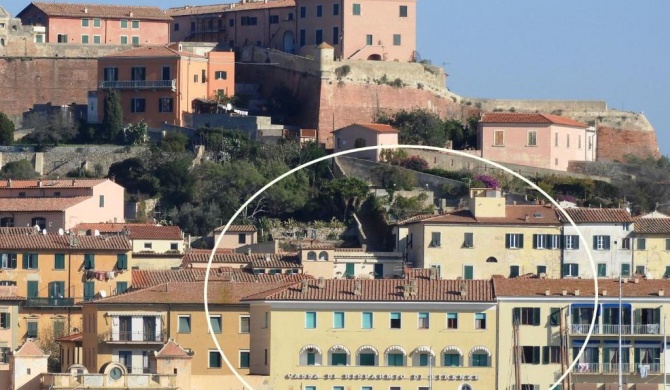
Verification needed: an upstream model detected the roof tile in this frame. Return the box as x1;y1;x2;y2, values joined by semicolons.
131;268;310;289
0;234;131;251
494;277;670;297
24;2;172;21
634;218;670;234
213;225;257;233
0;179;107;189
558;208;633;223
481;113;587;127
0;196;89;212
167;0;294;17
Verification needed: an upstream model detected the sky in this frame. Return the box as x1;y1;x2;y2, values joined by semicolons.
4;0;669;156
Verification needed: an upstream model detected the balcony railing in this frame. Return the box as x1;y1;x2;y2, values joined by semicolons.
573;363;600;374
108;331;164;343
98;79;176;91
602;363;632;374
571;323;660;335
635;363;661;374
25;297;77;308
571;324;599;334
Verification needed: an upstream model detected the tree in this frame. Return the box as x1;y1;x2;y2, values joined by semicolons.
377;108;447;146
318;177;370;222
267;84;300;123
107;157;159;199
23;110;78;145
159;132;189;153
102;89;123;143
123;120;148;145
388;193;434;221
155;156;196;209
0;111;14;145
0;159;38;179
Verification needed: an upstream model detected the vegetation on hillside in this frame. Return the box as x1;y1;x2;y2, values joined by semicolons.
0;111;14;146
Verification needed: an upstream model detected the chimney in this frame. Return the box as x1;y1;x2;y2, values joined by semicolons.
353;280;362;296
660;289;665;297
402;284;410;298
544;289;551;296
634;277;640;284
562;289;567;296
246;248;251;256
459;281;468;297
602;289;607;296
574;289;580;296
524;214;529;222
84;7;88;13
6;179;11;187
37;179;42;188
317;277;325;289
129;11;134;17
71;179;76;186
300;279;309;293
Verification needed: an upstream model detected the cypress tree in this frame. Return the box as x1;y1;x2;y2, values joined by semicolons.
102;89;123;143
0;111;14;145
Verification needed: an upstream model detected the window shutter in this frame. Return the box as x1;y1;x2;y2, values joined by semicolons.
634;347;640;364
9;254;16;269
604;236;610;250
653;308;660;324
505;234;511;249
22;254;28;269
34;254;38;269
533;346;540;364
593;236;598;249
4;314;9;329
542;346;549;364
533;234;538;249
512;308;520;324
574;264;579;277
634;309;641;326
603;347;610;365
117;254;127;270
562;264;569;277
54;253;65;269
574;236;579;249
519;234;524;248
27;281;38;298
533;308;541;325
90;254;95;269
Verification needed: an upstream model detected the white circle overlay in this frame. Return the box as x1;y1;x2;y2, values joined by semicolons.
204;144;597;390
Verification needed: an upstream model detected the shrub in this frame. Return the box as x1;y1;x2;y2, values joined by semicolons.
335;65;351;79
399;156;429;171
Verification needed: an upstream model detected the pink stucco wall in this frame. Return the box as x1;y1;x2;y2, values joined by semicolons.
479;123;591;171
65;180;125;229
333;124;398;162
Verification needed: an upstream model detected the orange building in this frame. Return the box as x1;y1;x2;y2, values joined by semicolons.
16;2;172;45
96;44;235;128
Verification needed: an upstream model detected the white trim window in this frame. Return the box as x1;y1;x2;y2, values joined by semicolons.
527;130;537;146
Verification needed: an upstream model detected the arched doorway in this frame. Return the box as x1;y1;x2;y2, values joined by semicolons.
283;30;295;53
367;54;382;61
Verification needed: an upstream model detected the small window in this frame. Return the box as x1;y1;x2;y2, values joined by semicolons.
120;19;128;29
178;315;191;333
333;312;344;329
399;5;408;17
54;253;65;270
509;265;520;278
393;34;401;46
27;321;38;338
537;265;547;276
418;312;429;329
622;238;631;250
299;6;306;18
240;315;250;333
159;97;173;113
305;312;316;329
23;253;39;270
513;307;541;326
353;3;361;15
635;265;646;276
463;265;474;280
239;351;250;368
527;130;537;146
316;5;322;17
429;232;441;247
365;34;372;46
521;346;541;364
463;232;474;248
170;243;178;251
215;71;227;80
93;18;101;28
549;308;561;326
361;312;373;329
390;312;401;329
174;23;179;31
543;346;561;364
562;263;579;277
143;242;152;250
447;313;458;329
494;130;504;146
132;36;139;45
506;233;524;249
475;313;486;329
593;235;611;250
81;35;89;44
564;235;580;250
208;350;222;368
333;3;340;15
120;36;128;45
131;20;140;29
637;238;646;250
99;195;104;207
194;74;199;83
209;315;222;333
81;18;89;27
238;234;246;244
621;263;631;277
597;263;607;277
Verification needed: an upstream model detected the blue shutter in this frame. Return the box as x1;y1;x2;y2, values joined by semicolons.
505;234;511;248
604;236;611;250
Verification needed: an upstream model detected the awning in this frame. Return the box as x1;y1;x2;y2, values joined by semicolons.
604;340;632;345
469;346;491;357
329;345;351;355
602;303;632;309
385;345;407;355
411;346;435;357
299;345;322;355
357;345;378;356
441;346;463;356
106;312;161;317
572;340;601;347
570;303;601;310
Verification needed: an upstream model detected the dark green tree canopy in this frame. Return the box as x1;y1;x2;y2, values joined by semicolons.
0;111;14;146
0;159;38;180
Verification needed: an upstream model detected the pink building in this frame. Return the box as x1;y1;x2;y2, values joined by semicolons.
0;179;125;231
167;0;417;61
213;225;257;250
333;123;399;162
478;113;597;171
16;2;171;45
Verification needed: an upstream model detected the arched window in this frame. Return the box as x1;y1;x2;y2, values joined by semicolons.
299;345;322;366
318;251;329;261
486;256;497;263
357;345;378;366
469;346;491;367
306;251;317;261
384;345;407;366
442;346;462;367
411;346;435;366
328;345;350;366
459;384;473;390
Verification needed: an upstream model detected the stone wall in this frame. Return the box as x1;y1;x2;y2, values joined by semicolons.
596;125;660;161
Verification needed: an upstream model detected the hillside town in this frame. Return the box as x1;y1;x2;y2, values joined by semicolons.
0;0;668;390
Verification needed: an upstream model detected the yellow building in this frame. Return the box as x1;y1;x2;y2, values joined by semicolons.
633;218;670;279
494;277;670;390
394;189;562;279
299;246;405;279
245;277;497;390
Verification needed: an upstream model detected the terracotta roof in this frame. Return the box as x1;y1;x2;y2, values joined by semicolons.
334;123;399;134
406;205;560;226
125;225;182;240
22;2;172;21
131;268;310;289
213;225;257;233
182;250;296;265
249;255;301;269
102;45;204;59
90;281;291;305
0;227;38;235
634;218;670;234
244;279;495;302
167;0;294;17
0;235;131;251
0;196;89;212
395;214;436;226
56;333;83;342
74;223;135;233
13;340;47;356
480;113;587;127
155;339;191;358
493;277;670;298
558;208;633;223
301;245;335;250
0;178;106;189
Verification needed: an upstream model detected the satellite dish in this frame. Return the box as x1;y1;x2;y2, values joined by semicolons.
98;290;107;298
226;103;232;112
41;229;47;235
58;228;64;236
94;229;100;237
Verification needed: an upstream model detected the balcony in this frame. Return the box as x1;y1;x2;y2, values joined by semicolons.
25;297;77;308
98;79;176;91
571;323;660;335
602;363;632;374
635;363;661;375
106;331;164;343
573;363;600;374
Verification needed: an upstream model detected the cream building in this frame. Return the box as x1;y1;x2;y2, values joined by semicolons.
245;277;497;390
299;246;404;279
633;218;670;279
213;225;257;250
394;189;562;279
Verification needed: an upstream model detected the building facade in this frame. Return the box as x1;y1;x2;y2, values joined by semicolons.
299;246;404;279
333;123;399;162
213;225;257;249
16;2;171;45
632;218;670;279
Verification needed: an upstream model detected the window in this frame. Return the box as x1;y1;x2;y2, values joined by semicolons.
305;387;316;390
562;263;579;277
333;312;344;329
537;265;547;276
521;385;539;390
82;18;89;27
299;29;305;46
99;194;104;207
362;312;373;329
83;254;95;270
399;5;408;17
365;34;372;46
666;239;670;251
131;20;140;29
564;235;580;250
418;354;430;367
53;320;65;338
299;6;306;18
620;263;631;277
359;352;375;366
418;312;429;329
27;321;38;338
93;35;100;44
174;23;179;31
447;313;458;329
637;238;646;250
131;98;145;113
543;346;561;364
513;307;541;326
0;313;9;329
178;315;191;333
506;233;524;249
129;65;145;79
54;253;65;269
635;265;646;276
316;5;322;17
549;308;561;326
240;16;258;26
240;315;250;333
622;238;631;250
353;3;361;15
269;15;279;24
210;315;222;333
509;265;520;278
143;242;152;250
331;353;347;366
159;98;173;113
209;351;222;368
429;232;441;247
333;3;340;15
521;346;541;364
494;130;504;146
443;352;460;366
170;243;178;251
116;281;128;294
215;71;227;80
305;312;316;329
463;232;474;248
0;254;17;269
132;36;139;45
315;30;323;44
83;281;94;300
120;19;128;29
387;353;404;366
390;312;401;329
597;263;607;277
239;351;250;368
471;352;489;367
333;26;339;45
0;217;13;227
23;253;38;269
593;235;611;250
578;134;582;149
57;34;68;43
475;313;486;329
104;67;118;82
393;34;401;46
463;265;474;280
120;36;128;45
81;35;89;44
194;74;199;83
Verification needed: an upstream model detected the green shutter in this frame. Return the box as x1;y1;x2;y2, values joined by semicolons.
665;266;670;277
532;234;538;249
83;281;95;300
542;346;549;364
603;347;610;364
505;234;511;248
593;236;598;249
54;253;65;269
22;254;28;269
634;348;640;364
464;266;473;280
550;308;560;326
653;308;661;324
533;346;541;364
519;234;524;248
562;264;569;277
573;236;579;250
27;281;38;298
116;282;128;294
117;254;128;270
634;309;641;326
512;308;520;324
604;236;610;250
574;264;579;276
9;254;16;269
533;308;541;325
